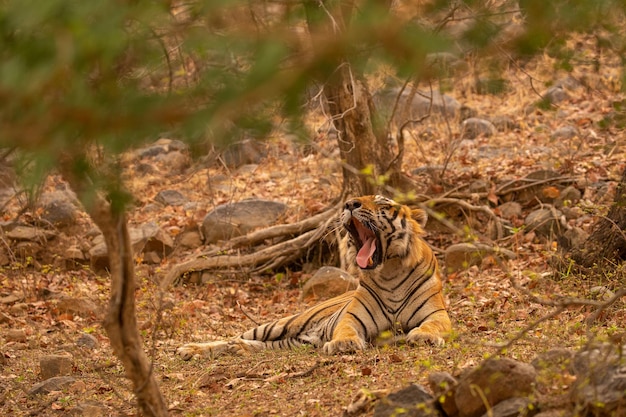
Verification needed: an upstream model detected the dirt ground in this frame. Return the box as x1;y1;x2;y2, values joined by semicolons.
1;33;626;416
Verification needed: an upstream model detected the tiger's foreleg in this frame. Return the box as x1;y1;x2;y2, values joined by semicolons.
321;299;372;354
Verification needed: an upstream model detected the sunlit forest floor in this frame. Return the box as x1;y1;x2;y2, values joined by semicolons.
2;33;626;416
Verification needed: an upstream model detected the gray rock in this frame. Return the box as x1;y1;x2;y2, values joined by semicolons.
524;208;565;237
553;76;581;90
531;349;575;372
589;286;616;301
4;225;57;241
555;186;582;208
28;376;76;396
374;384;441;417
444;243;516;272
570;343;626;415
428;372;458;417
76;333;99;349
56;298;102;318
468;179;489;193
221;139;268;168
542;86;570;105
175;229;202;251
89;221;174;269
74;401;109;417
155;150;190;174
138;138;188;159
556;227;588;252
375;88;461;126
479;397;536;417
155;189;187;206
39;191;80;228
202;199;288;244
455;358;537;417
551;126;578;140
300;266;358;302
40;353;73;380
490;115;519;132
497;202;522;220
461;118;497;139
5;328;27;342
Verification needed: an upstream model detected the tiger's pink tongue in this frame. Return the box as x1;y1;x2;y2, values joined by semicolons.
356;237;376;268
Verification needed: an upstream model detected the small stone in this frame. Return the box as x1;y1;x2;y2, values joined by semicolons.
5;328;27;342
490;115;519;131
64;245;85;260
175;229;202;250
155;150;190;174
5;225;57;241
478;397;535;417
39;191;80;228
76;333;99;349
428;372;458;417
468;179;489;193
531;349;575;371
221;139;268;168
75;401;108;417
525;208;565;237
142;251;162;265
543;86;570;105
589;286;616;301
300;266;359;302
556;227;588;252
155;189;187;206
28;376;76;396
40;353;73;380
461;118;497;139
497;202;522;219
374;384;440;417
9;302;28;315
56;298;102;318
551;125;578;140
555;186;582;208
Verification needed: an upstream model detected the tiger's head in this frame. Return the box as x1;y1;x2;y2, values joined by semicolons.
342;195;428;270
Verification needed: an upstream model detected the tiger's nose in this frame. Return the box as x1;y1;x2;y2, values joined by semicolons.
345;199;362;211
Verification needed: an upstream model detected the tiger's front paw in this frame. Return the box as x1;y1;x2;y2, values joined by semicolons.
406;330;445;347
322;337;366;355
177;341;230;360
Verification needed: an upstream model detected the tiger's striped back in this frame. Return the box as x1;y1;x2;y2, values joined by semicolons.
178;195;451;359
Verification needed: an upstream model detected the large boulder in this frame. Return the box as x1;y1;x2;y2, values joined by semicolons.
202;199;288;244
454;358;537;417
89;221;174;270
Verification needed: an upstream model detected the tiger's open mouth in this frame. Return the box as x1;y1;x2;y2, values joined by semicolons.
346;217;381;269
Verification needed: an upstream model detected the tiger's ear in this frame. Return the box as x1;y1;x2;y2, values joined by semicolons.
411;208;428;228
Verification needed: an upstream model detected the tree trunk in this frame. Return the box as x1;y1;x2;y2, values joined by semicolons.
60;158;169;417
305;0;404;197
571;167;626;267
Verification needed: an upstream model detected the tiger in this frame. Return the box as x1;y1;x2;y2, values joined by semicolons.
177;195;451;359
